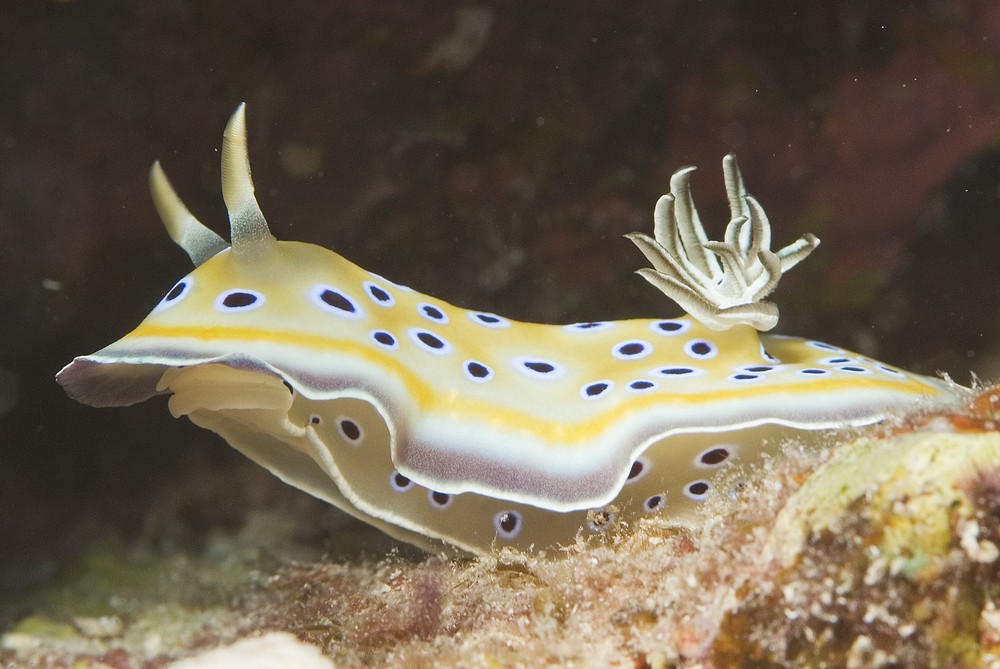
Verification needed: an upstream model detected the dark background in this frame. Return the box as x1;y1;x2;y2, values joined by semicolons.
3;0;999;612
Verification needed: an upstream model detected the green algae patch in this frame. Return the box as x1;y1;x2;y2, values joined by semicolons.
41;541;259;617
771;431;1000;569
2;540;267;664
6;616;78;642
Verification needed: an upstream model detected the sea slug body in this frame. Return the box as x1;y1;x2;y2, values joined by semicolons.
57;105;965;554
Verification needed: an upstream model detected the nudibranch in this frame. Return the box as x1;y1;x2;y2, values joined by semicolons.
58;105;965;554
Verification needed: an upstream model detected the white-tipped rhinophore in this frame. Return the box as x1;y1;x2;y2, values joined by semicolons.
627;154;819;331
221;103;275;256
149;161;227;266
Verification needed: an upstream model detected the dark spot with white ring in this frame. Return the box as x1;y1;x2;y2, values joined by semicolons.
464;360;494;382
613;340;652;360
644;494;666;513
222;291;257;309
338;419;362;443
808;340;841;351
224;292;257;308
409;328;452;354
467;361;489;378
418;332;444;349
838;365;870;374
581;381;612;400
155;278;194;312
698;447;731;467
419;303;448;323
370;330;398;349
390;472;413;492
470;312;510;328
824;357;851;364
364;281;394;306
657;366;697;376
730;373;760;382
215;289;266;312
684;480;711;501
619;343;645;356
429;491;452;509
321;290;354;312
743;365;774;373
494;511;521;540
628;379;657;392
685;339;717;359
650;319;690;336
369;286;391;302
513;357;566;379
798;368;829;376
165;281;186;301
310;285;363;319
626;459;648;482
